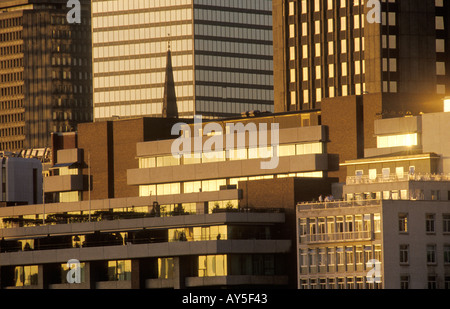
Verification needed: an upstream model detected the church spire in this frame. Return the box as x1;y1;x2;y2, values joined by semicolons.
162;39;178;118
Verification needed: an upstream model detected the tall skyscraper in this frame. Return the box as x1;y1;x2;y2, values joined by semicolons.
0;0;93;151
273;0;450;114
91;0;274;121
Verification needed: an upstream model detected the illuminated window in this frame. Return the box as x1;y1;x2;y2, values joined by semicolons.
156;155;180;167
290;46;296;60
398;213;408;233
289;24;295;38
377;133;418;148
14;265;38;286
107;260;131;281
59;191;81;203
158;258;174;279
198;255;227;277
61;262;86;283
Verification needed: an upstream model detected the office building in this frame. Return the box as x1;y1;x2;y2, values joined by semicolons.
0;0;93;151
272;0;450;176
91;0;274;121
273;0;450;114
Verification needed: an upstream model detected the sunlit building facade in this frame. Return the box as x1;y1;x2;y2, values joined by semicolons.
295;108;450;289
92;0;274;121
273;0;450;113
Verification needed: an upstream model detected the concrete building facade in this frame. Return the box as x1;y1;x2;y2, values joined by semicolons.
0;112;343;289
0;153;43;205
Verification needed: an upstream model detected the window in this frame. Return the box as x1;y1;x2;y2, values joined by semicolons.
346;247;354;266
198;255;227;277
318;248;326;267
427;245;437;265
300;249;308;270
158;258;174;279
374;214;381;233
399;245;409;264
377;133;418;148
396;167;404;178
443;214;450;233
107;260;131;281
327;248;335;268
290;46;296;60
444;245;450;264
336;247;344;266
61;262;86;283
289;24;295;38
14;265;38;286
400;275;410;289
327;217;335;234
289;2;295;15
290;68;296;83
318;218;326;234
299;218;307;237
345;215;353;233
355;246;363;265
398;214;408;233
426;214;435;233
428;275;437;289
309;218;317;235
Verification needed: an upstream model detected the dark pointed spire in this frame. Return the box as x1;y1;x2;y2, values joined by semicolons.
162;42;178;119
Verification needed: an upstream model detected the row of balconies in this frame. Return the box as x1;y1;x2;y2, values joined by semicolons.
300;231;378;243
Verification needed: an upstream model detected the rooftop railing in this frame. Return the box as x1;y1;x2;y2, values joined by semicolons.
346;173;450;185
297;199;381;211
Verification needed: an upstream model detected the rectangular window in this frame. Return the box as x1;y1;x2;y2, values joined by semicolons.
158;258;174;279
61;262;86;284
346;247;354;266
107;260;131;281
400;275;409;289
377;133;418;148
444;245;450;264
198;255;227;277
426;214;435;233
14;265;38;286
444;214;450;233
327;248;335;267
336;247;344;265
398;214;408;233
400;245;409;264
427;245;437;265
428;275;437;289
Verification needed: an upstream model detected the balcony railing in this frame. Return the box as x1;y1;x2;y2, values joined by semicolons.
302;231;373;243
346;173;450;185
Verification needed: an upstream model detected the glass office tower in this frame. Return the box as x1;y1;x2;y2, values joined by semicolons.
92;0;274;120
